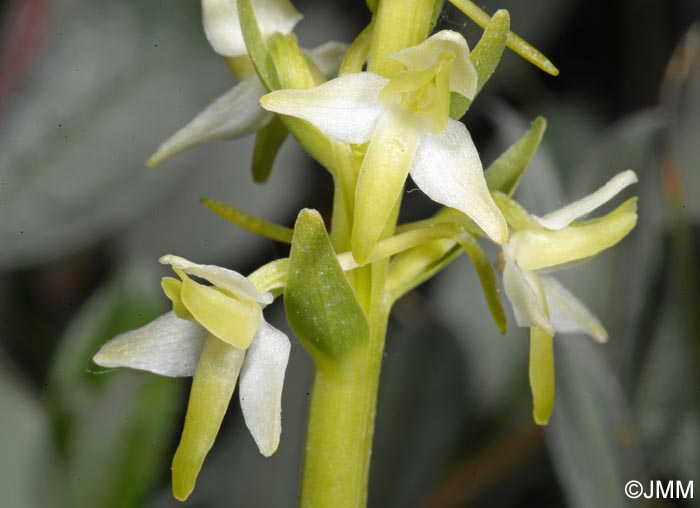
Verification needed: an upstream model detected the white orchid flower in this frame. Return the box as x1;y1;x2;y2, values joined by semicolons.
498;170;638;424
93;255;290;501
260;30;508;264
147;0;346;167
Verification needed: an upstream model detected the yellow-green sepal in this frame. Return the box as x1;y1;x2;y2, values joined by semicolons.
285;209;369;362
512;197;638;271
178;269;262;349
161;277;193;320
201;198;294;243
456;234;507;333
449;9;510;119
529;326;555;425
171;336;245;501
351;109;423;265
485;116;546;195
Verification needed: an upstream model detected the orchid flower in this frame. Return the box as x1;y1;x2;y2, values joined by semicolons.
497;170;638;424
147;0;346;167
93;255;290;501
260;30;508;264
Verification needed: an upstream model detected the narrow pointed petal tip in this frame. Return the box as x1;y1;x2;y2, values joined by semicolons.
239;321;291;456
410;120;508;245
92;312;207;377
146;80;270;167
534;169;638;230
542;276;608;342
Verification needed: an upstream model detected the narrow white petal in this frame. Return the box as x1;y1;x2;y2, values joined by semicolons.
534;170;638;230
502;255;553;335
410;120;508;244
93;311;207;377
541;276;608;342
260;72;387;144
239;321;291;456
305;41;349;78
147;79;270;167
159;255;272;305
202;0;302;57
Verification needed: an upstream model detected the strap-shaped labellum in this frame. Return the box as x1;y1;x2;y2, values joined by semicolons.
201;198;294;244
238;0;280;91
252;116;288;183
286;209;369;361
449;9;510;119
485;116;546;196
530;327;555;425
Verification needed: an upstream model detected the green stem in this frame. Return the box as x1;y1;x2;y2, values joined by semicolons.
300;289;390;508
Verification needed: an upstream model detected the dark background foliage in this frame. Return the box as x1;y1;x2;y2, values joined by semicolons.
1;0;699;506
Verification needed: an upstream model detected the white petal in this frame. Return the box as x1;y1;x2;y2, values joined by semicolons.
502;254;553;335
147;79;270;167
410;119;508;244
534;170;638;230
202;0;302;57
305;41;349;78
239;321;291;456
259;72;387;144
541;276;608;342
92;311;207;377
159;255;272;305
389;30;477;99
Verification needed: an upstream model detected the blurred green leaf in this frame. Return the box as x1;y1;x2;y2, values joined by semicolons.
46;266;182;508
285;209;368;361
546;338;642;508
661;23;700;221
0;0;222;268
370;313;468;507
0;356;55;508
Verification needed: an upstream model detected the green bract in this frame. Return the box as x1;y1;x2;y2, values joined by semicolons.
285;209;370;362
